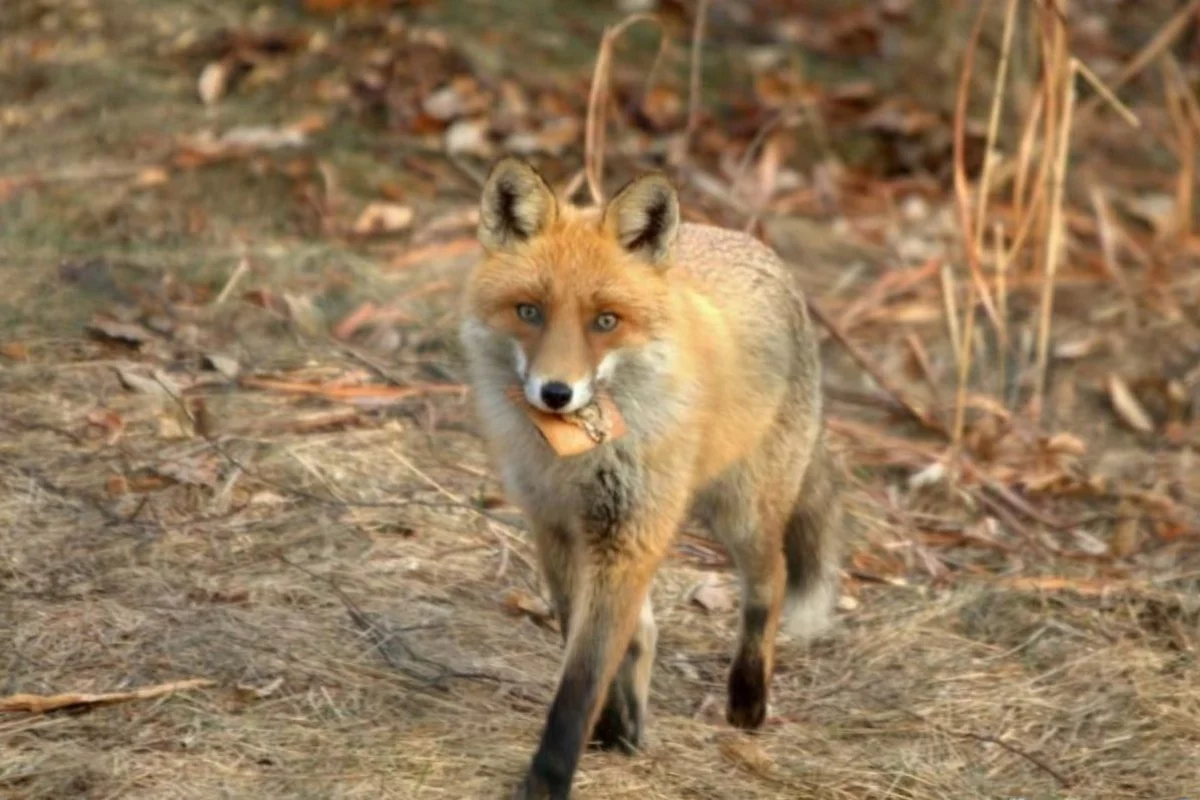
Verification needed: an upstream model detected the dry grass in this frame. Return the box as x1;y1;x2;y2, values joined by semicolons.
3;1;1200;799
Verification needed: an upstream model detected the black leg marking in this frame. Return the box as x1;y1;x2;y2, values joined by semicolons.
591;640;643;755
727;604;770;730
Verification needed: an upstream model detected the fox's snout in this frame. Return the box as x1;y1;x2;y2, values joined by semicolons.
516;347;596;414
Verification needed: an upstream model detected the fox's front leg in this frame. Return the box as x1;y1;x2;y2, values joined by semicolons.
516;510;678;799
534;522;657;756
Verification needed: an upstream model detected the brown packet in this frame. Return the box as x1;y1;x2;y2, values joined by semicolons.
505;386;628;457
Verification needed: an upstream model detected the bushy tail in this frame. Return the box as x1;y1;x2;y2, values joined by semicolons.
782;429;843;639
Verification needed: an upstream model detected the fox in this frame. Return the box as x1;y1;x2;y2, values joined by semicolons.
459;157;843;800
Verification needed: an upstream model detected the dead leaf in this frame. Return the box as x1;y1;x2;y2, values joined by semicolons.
0;678;214;714
88;317;156;348
203;353;240;380
1107;374;1154;433
85;409;126;445
1071;528;1109;556
154;454;220;487
1123;192;1176;237
281;293;325;336
503;589;554;627
333;302;378;340
133;166;171;188
115;365;179;398
717;732;776;776
352;202;414;235
444;118;492;157
0;341;29;361
1110;517;1142;558
220;125;308;150
239;376;466;405
234;676;284;701
388;238;479;271
1044;432;1087;455
198;60;231;106
687;574;734;613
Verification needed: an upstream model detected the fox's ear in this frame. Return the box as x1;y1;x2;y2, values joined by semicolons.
601;173;680;268
478;157;558;253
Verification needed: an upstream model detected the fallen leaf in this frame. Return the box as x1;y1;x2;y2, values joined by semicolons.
88;317;156;348
0;342;29;361
908;461;946;490
0;678;214;714
503;589;554;627
1107;374;1154;433
388;238;479;271
1123;192;1176;237
352;202;414;235
1110;517;1142;558
281;293;325;336
85;409;126;445
333;302;378;340
203;353;240;380
154;454;220;487
239;376;466;404
717;732;776;776
234;676;283;701
133;166;171;188
198;60;231;106
115;365;179;398
1071;528;1109;556
687;574;734;614
220;125;308;150
444;118;492;157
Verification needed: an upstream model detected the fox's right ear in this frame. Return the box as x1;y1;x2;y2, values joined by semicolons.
478;157;559;253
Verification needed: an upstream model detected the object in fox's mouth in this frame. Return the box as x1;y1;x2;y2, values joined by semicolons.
505;387;628;456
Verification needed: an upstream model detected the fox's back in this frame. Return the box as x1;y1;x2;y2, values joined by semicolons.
661;222;822;481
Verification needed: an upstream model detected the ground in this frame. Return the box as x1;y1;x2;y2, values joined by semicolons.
2;1;1199;798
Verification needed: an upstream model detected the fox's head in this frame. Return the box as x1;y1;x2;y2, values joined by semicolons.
462;157;681;415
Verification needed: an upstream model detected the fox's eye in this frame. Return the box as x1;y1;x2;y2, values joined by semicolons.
516;303;543;325
593;312;619;332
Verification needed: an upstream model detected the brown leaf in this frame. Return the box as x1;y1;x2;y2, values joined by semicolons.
133;166;171;188
234;676;283;701
0;678;214;714
1110;517;1142;558
115;365;178;398
444;118;492;157
717;732;776;777
281;293;325;336
1107;374;1154;433
503;589;554;628
0;342;29;361
687;574;734;614
198;60;232;106
85;409;126;445
88;317;156;348
388;238;480;271
352;202;414;236
154;454;220;487
203;353;240;380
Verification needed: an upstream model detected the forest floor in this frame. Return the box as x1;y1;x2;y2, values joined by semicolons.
2;1;1199;798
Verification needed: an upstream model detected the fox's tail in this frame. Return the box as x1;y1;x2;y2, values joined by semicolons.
782;428;843;639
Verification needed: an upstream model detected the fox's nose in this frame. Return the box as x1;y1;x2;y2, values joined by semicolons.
540;381;573;411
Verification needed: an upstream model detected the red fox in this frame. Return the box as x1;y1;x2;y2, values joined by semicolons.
460;157;842;799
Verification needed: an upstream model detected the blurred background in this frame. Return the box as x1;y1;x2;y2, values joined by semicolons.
1;1;1198;798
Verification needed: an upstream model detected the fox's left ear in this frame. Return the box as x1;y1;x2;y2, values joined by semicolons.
601;173;680;268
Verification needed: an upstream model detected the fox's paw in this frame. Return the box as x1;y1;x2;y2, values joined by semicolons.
514;760;570;800
726;653;768;730
591;680;643;755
